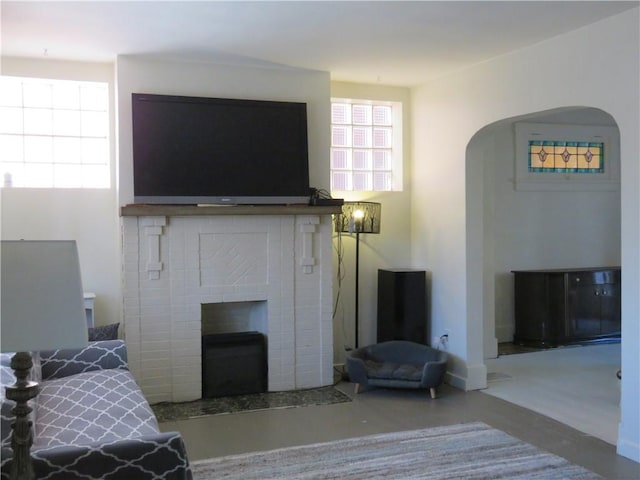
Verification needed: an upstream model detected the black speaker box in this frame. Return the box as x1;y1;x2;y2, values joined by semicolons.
377;269;428;344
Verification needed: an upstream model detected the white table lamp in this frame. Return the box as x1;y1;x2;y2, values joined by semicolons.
1;240;88;480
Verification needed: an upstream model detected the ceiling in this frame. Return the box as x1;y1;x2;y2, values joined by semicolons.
2;1;638;87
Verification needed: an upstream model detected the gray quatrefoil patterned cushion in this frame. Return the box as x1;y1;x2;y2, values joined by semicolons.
34;369;159;447
87;323;120;342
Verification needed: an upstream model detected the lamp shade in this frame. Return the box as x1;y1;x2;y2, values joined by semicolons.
335;201;382;234
1;240;88;352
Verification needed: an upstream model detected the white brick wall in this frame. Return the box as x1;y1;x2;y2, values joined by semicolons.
121;213;334;403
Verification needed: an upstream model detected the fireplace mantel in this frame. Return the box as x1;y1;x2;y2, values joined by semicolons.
120;204;342;217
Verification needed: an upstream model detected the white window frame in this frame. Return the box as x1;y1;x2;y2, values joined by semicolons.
0;75;110;189
330;98;403;192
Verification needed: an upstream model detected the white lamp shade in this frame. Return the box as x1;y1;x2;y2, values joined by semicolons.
1;240;88;352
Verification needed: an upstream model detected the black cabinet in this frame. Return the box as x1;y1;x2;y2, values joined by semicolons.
512;267;621;347
377;269;428;344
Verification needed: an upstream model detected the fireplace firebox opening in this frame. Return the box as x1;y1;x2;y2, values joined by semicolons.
201;331;267;398
201;301;268;398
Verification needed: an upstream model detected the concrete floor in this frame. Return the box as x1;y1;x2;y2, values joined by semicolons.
160;382;640;480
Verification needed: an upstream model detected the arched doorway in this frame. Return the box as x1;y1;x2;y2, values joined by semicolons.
465;106;621;442
466;106;620;357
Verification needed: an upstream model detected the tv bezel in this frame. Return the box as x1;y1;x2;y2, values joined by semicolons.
131;93;311;206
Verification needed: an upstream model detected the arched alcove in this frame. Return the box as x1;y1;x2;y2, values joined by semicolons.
465;106;621;360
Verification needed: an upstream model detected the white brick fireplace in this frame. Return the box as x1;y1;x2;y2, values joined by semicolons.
120;205;338;404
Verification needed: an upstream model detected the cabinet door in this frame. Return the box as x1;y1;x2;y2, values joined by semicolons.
599;279;621;336
513;272;564;346
569;282;605;338
567;270;621;339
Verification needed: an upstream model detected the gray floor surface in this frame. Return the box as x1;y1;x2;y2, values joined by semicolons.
160;381;640;480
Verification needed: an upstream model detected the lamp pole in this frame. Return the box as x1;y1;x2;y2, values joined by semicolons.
355;230;360;349
353;210;364;349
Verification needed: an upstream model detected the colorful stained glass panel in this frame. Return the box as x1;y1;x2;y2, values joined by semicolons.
528;140;603;173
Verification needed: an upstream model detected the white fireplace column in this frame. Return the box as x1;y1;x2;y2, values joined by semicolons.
120;205;338;404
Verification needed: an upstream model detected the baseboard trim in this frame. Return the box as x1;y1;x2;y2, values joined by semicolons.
617;421;640;462
445;363;488;391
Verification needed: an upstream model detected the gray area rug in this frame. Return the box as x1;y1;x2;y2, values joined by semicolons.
153;386;351;422
190;422;601;479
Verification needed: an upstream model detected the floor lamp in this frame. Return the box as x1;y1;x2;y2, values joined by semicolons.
335;202;382;349
1;240;88;480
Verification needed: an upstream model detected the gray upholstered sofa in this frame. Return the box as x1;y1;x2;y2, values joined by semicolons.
1;340;191;479
346;341;448;398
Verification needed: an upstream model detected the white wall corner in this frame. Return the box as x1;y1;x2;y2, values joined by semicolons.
617;420;640;462
446;362;488;391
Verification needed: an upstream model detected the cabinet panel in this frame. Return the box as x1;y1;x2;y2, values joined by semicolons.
513;272;565;347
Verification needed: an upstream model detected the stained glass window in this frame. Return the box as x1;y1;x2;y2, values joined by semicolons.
528;140;604;173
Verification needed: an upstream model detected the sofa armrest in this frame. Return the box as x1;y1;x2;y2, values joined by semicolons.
420;358;447;388
40;340;128;380
1;432;192;480
345;355;369;385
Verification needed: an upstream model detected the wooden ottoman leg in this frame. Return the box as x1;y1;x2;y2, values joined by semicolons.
430;387;437;399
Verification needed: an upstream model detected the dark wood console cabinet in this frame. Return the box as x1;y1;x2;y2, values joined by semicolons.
512;267;621;347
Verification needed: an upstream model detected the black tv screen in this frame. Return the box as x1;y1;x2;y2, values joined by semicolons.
131;93;310;205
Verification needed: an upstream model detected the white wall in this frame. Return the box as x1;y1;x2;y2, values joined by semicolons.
116;57;331;205
411;9;639;461
330;82;413;364
1;55;333;336
0;57;121;326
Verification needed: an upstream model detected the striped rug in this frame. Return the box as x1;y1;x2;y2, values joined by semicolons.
190;421;601;479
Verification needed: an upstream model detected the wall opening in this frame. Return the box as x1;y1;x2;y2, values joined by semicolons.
201;301;269;398
465;106;621;361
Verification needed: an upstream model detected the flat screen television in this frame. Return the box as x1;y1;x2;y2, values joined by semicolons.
131;93;310;205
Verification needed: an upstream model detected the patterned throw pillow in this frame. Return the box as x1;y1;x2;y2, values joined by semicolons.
87;323;119;341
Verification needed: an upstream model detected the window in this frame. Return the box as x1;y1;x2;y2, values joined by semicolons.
514;123;619;192
528;140;604;173
330;98;402;192
0;76;109;188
